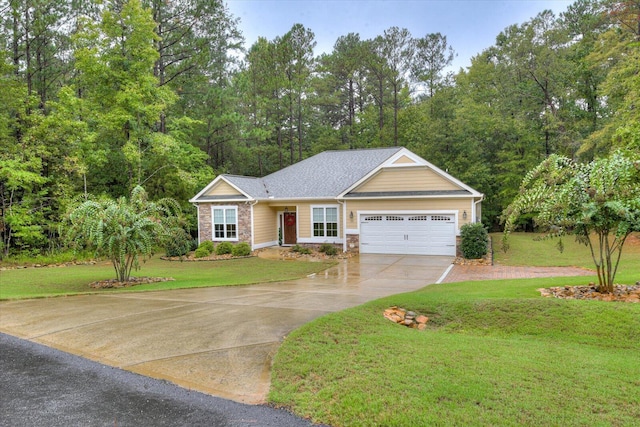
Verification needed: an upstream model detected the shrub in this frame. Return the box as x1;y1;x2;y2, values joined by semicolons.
319;243;338;256
193;247;210;258
165;228;193;257
291;244;311;254
215;241;234;255
198;240;215;255
460;223;489;259
232;242;252;257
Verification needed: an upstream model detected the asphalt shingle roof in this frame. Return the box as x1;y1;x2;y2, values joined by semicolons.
213;148;402;200
223;175;270;199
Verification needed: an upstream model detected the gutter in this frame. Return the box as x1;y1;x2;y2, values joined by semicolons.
248;200;258;250
337;199;347;253
473;195;485;223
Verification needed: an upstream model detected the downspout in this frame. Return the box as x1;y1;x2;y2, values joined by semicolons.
337;199;347;253
473;195;484;223
248;199;258;250
192;203;200;245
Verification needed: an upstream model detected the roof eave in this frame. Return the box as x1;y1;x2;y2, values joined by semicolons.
341;194;480;200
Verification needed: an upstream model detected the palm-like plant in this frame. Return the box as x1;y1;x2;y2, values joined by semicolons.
67;186;179;281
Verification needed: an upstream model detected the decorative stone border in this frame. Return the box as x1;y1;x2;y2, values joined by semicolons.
0;260;101;271
160;254;254;262
89;277;175;289
539;283;640;302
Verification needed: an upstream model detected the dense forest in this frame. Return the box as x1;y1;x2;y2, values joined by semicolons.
1;0;638;257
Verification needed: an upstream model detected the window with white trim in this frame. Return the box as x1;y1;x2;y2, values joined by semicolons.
312;206;338;237
212;206;238;240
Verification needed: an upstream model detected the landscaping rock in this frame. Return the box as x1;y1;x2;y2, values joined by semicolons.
254;246;354;261
0;260;99;271
89;277;175;289
383;306;429;329
538;284;640;303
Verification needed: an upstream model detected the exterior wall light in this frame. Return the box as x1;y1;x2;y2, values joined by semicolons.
463;210;467;220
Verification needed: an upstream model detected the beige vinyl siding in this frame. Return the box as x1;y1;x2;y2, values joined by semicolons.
392;155;416;165
291;201;343;239
253;203;277;245
296;203;311;239
204;180;242;196
345;198;473;229
354;167;461;193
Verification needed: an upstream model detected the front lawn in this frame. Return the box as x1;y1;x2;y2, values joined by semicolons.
0;257;335;300
494;231;640;272
269;234;640;426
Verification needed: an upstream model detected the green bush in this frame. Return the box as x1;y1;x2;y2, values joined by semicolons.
198;240;215;255
291;244;312;254
232;242;252;257
165;228;193;257
194;247;210;258
460;223;489;259
215;241;234;255
319;243;338;256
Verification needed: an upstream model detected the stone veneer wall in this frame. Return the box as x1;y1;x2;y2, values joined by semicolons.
198;202;252;245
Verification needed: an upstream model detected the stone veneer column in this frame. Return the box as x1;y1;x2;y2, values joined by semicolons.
346;234;360;253
198;204;212;243
237;203;251;244
198;202;252;246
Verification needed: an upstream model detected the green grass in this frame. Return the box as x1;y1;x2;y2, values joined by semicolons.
0;256;335;300
494;232;640;272
269;234;640;426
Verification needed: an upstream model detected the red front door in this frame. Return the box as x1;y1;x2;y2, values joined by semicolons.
283;212;297;245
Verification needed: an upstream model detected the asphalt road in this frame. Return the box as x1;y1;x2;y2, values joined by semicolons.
0;333;324;427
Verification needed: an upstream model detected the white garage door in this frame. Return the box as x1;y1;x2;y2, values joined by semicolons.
360;214;456;256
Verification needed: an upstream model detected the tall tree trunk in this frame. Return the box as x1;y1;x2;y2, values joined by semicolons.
152;4;167;133
297;93;303;161
378;81;384;133
277;125;283;169
393;84;398;146
289;94;294;165
25;2;32;96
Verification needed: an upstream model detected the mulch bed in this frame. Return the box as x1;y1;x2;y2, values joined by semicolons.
89;276;175;289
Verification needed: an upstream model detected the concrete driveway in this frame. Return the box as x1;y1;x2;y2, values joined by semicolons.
0;254;452;404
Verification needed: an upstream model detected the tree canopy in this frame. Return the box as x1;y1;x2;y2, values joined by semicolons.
1;0;639;257
502;151;640;292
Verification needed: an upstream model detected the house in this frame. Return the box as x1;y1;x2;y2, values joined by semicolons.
189;147;484;256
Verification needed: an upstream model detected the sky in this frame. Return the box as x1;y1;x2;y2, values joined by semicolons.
226;0;574;71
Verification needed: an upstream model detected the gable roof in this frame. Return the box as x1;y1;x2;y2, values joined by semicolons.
190;147;483;202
